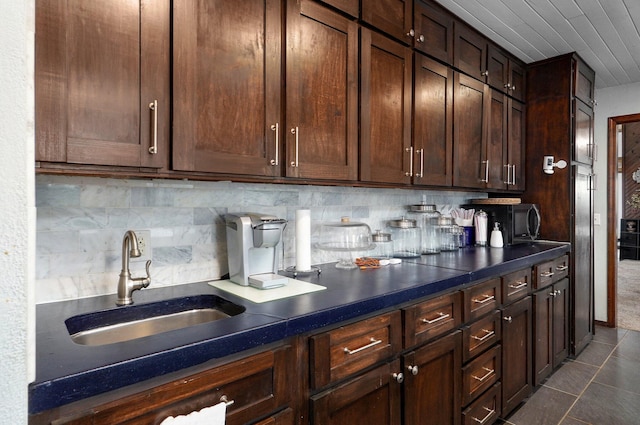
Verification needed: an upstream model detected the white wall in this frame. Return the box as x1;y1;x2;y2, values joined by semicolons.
593;81;640;322
0;1;35;424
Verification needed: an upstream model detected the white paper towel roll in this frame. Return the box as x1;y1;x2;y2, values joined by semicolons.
295;209;311;271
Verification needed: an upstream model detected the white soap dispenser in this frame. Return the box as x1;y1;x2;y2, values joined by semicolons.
490;222;504;248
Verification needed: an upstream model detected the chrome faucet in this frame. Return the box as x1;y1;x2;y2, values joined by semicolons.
116;230;151;306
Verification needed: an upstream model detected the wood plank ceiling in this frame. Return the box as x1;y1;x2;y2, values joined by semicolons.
435;0;640;89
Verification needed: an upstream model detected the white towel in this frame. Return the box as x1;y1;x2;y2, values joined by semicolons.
160;401;226;425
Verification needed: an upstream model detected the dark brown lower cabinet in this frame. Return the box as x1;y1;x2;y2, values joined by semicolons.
30;345;294;425
501;296;532;418
310;360;402;425
403;330;462;425
533;278;569;386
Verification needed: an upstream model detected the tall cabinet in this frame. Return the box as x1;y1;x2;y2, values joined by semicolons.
523;53;595;356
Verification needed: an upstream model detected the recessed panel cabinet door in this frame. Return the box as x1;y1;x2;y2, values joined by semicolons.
35;0;169;169
173;0;282;176
285;0;358;181
413;54;453;187
453;72;489;189
360;29;413;185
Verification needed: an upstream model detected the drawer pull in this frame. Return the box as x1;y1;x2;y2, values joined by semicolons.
472;367;495;383
555;265;568;271
220;395;235;406
508;281;527;290
343;337;382;355
471;329;495;342
473;294;495;305
421;312;450;324
473;407;495;424
503;315;513;323
540;271;554;277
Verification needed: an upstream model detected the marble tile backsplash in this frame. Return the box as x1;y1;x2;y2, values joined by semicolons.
35;175;484;304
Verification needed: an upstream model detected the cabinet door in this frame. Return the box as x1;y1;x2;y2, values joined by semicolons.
403;331;462;425
508;99;526;190
454;24;488;82
487;45;509;93
574;58;596;107
35;0;169;169
361;0;412;43
501;296;532;417
572;165;594;355
286;0;358;181
552;278;570;368
487;90;508;190
173;0;282;176
573;99;594;165
413;53;453;187
413;0;454;64
360;30;413;184
453;72;489;188
533;287;553;387
509;60;526;102
310;360;402;425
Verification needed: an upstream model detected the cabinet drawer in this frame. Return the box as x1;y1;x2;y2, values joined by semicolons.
462;345;501;406
462;310;501;363
534;255;569;289
403;291;462;348
502;268;531;304
533;259;554;289
553;255;569;281
309;311;402;389
464;278;501;322
462;382;502;425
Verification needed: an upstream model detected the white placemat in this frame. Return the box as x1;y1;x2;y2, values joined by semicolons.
208;278;326;303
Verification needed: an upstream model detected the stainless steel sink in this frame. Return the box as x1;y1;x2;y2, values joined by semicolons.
66;294;245;346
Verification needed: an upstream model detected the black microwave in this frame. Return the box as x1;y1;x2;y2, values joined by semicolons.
462;203;541;245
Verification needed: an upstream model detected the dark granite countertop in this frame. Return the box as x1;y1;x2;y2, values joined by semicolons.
29;242;569;414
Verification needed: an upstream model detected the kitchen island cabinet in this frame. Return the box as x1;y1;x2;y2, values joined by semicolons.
35;0;170;171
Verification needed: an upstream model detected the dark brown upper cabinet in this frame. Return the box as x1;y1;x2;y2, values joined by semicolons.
285;0;359;181
574;59;596;107
35;0;170;170
413;0;454;64
360;29;413;185
413;54;454;187
454;24;488;83
362;0;413;44
487;45;526;102
172;0;283;177
453;72;489;189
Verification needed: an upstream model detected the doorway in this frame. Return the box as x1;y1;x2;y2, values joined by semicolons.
606;113;640;328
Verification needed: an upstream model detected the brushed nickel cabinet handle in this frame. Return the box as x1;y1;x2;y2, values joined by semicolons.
407;365;419;375
480;160;489;183
555;265;568;271
290;127;299;168
392;372;404;384
407;29;415;38
270;123;279;166
481;70;489;77
540;271;554;278
509;281;527;290
343;337;382;355
471;329;495;342
472;367;495;382
148;100;158;154
405;146;414;177
512;164;517;185
473;294;495;305
421;312;450;324
417;34;425;43
415;148;424;178
504;315;513;323
473;406;496;424
220;395;235;406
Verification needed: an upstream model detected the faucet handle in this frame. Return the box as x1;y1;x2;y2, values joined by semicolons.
140;260;152;288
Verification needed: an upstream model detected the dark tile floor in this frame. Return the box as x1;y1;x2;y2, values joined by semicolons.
500;325;640;425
